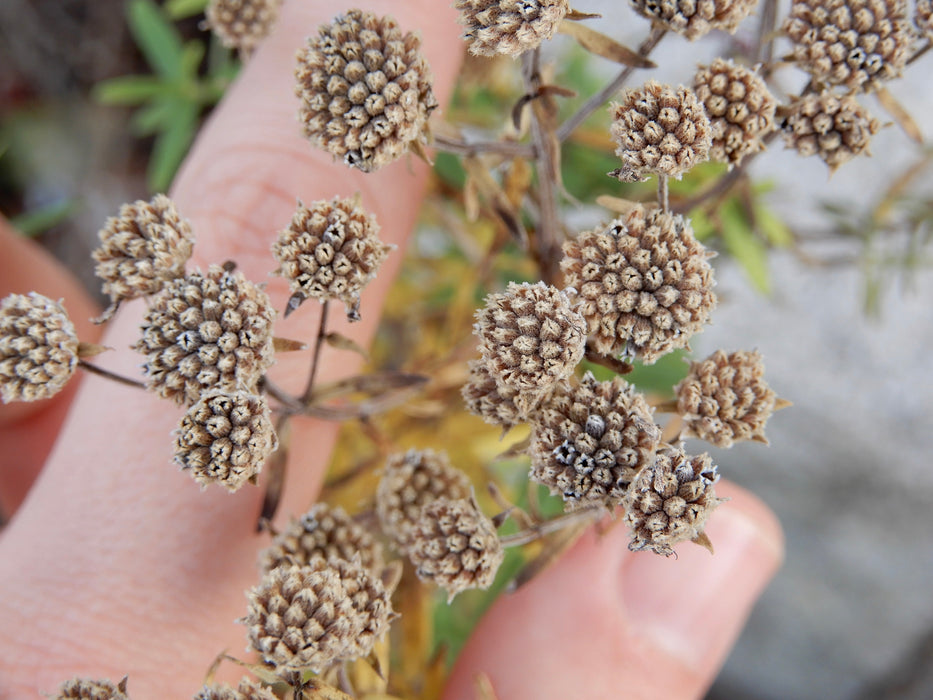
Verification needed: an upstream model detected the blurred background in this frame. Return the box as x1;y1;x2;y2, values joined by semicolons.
1;1;932;698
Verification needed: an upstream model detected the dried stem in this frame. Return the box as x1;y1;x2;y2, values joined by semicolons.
302;300;330;404
556;25;667;142
77;359;146;389
499;505;602;547
433;133;535;159
907;39;932;67
657;173;670;214
584;343;634;375
756;0;779;73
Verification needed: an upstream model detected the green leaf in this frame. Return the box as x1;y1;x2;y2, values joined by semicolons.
93;75;171;105
180;39;206;79
127;0;185;79
755;204;794;248
720;199;771;294
129;98;177;135
146;100;199;191
165;0;208;20
11;199;78;238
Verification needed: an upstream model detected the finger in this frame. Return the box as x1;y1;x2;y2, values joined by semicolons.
0;2;462;698
444;482;784;700
0;216;102;516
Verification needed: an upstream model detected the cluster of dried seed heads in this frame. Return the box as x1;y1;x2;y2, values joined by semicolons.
52;678;129;700
628;0;758;41
455;0;570;56
204;0;281;57
194;679;278;700
917;0;933;38
295;9;437;172
461;357;525;430
781;92;881;171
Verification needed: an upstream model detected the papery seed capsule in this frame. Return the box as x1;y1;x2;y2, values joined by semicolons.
455;0;570;56
629;0;758;41
782;92;881;172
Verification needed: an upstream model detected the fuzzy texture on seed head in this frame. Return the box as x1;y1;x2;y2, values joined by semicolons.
52;678;129;700
782;92;881;172
461;357;527;430
455;0;570;56
629;0;758;41
204;0;281;57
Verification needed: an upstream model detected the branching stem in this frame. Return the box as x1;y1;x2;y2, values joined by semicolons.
302;300;329;404
499;505;603;547
433;133;535;158
77;359;146;390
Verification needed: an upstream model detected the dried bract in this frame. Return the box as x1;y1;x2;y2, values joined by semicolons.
376;448;472;553
194;679;277;700
610;81;711;181
676;349;777;447
530;372;661;509
272;197;391;319
205;0;281;57
52;678;129;700
409;497;504;601
175;389;277;491
693;59;776;167
629;0;758;41
561;206;716;364
782;92;881;172
260;502;384;575
461;357;526;430
295;9;437;172
134;265;276;405
455;0;570;56
0;292;79;403
624;446;721;556
784;0;911;92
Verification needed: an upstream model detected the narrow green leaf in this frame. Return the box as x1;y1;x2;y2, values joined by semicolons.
755;204;794;248
129;99;176;136
11;199;78;238
93;75;171;105
147;101;199;192
127;0;185;79
720;200;771;294
181;40;206;78
165;0;208;20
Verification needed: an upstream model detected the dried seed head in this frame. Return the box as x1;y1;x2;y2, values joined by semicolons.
530;372;661;509
675;349;777;447
194;679;277;700
610;81;712;181
243;558;391;672
693;59;777;167
409;497;504;601
917;0;933;38
272;197;391;319
295;9;437;172
53;678;129;700
473;282;586;410
134;265;276;405
205;0;281;57
782;92;881;172
260;502;384;575
175;389;277;491
92;195;194;319
461;357;526;430
455;0;570;56
623;446;721;556
629;0;758;40
376;448;472;553
0;292;79;403
784;0;911;92
561;206;716;364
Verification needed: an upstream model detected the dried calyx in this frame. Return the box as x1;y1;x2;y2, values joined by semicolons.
455;0;570;56
204;0;282;57
629;0;758;42
781;92;881;172
52;677;129;700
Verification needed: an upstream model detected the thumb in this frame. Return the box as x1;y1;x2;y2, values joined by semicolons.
443;481;783;700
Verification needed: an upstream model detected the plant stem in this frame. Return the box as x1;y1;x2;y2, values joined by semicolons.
907;39;932;66
77;359;146;390
756;0;779;73
657;173;670;214
584;343;634;375
302;300;329;404
556;26;666;143
499;505;602;547
433;133;535;158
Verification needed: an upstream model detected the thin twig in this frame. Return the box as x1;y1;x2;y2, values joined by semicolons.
756;0;779;73
657;173;670;214
433;133;535;159
302;300;329;404
77;359;146;390
499;505;602;547
907;39;933;67
556;26;666;142
584;343;634;375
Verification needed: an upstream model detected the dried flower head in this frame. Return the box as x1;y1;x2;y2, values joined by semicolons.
530;372;661;509
461;357;526;430
174;389;277;491
455;0;570;56
784;0;911;92
917;0;933;38
324;556;394;658
693;59;776;167
623;446;721;556
0;292;79;403
272;197;391;320
561;206;716;364
92;194;194;321
295;9;437;172
629;0;758;41
376;448;472;553
409;497;504;601
260;502;384;575
53;678;128;700
134;265;276;405
610;81;712;181
473;282;586;411
194;679;277;700
205;0;281;57
782;92;881;172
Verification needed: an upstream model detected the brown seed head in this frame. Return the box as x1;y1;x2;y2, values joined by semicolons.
324;556;394;658
623;445;721;556
561;206;716;364
134;265;276;405
53;678;128;700
376;448;472;553
0;292;79;403
530;372;661;509
175;389;277;492
272;197;391;318
194;679;278;700
455;0;570;56
205;0;281;57
610;81;711;181
409;497;504;601
675;349;777;447
92;195;194;318
784;0;911;92
629;0;758;40
473;282;586;411
260;502;384;575
917;0;933;38
461;357;526;430
295;9;437;172
693;59;777;167
782;92;881;172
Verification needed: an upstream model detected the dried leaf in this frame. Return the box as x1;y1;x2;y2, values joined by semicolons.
462;157;528;246
324;331;368;360
503;157;533;209
474;672;501;700
508;517;591;591
875;87;923;144
557;20;656;68
539;84;577;99
692;531;715;554
565;9;602;20
595;194;645;217
258;415;290;530
272;336;308;352
76;341;110;358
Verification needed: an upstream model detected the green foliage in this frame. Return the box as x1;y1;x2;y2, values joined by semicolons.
10;199;79;238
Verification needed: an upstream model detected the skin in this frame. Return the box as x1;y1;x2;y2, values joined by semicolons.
0;2;783;699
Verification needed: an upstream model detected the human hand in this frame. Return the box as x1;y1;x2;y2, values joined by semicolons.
0;2;782;698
